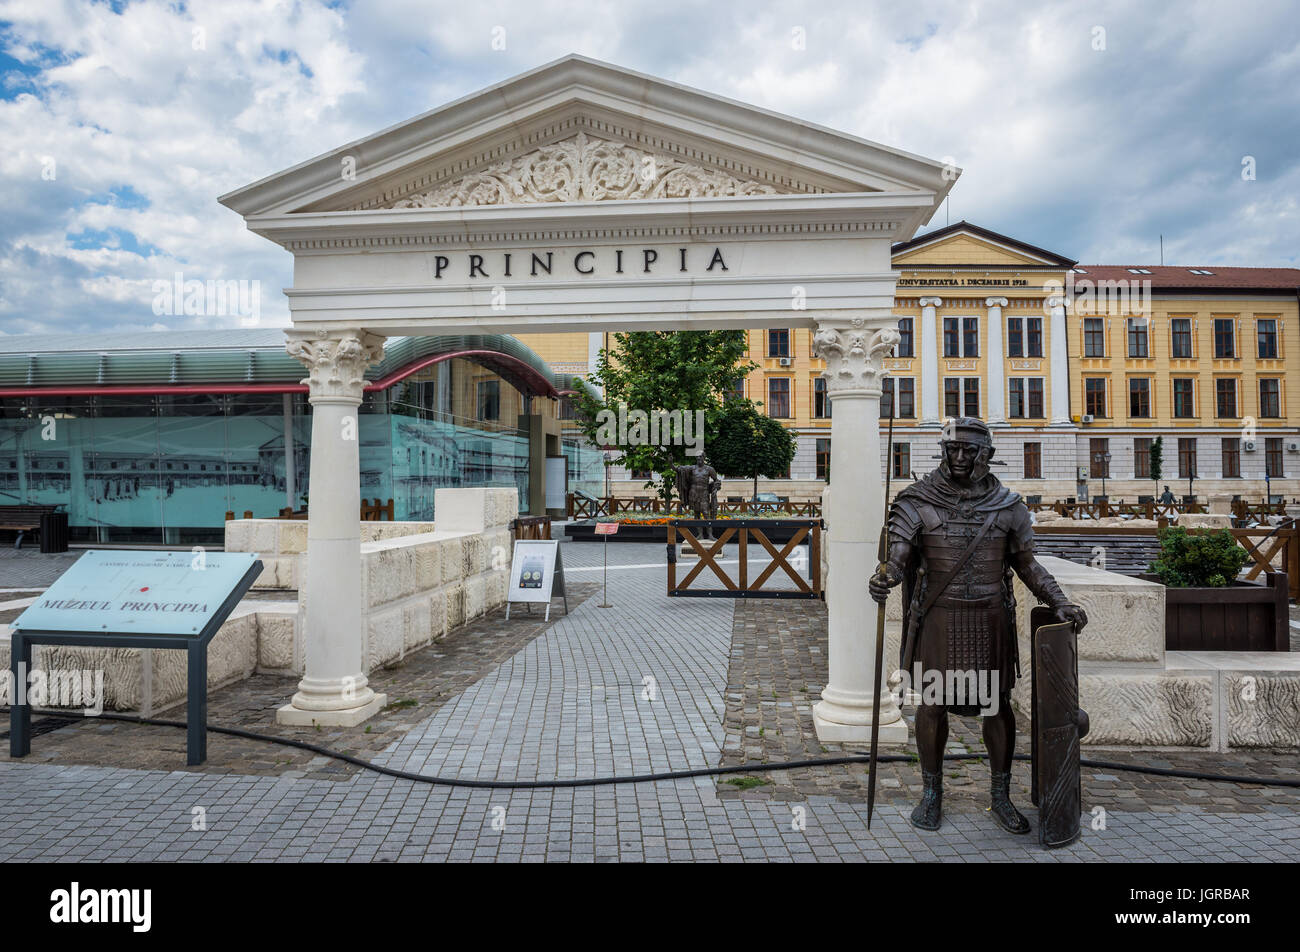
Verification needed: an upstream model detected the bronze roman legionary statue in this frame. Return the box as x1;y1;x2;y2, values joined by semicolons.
675;456;722;538
869;418;1087;835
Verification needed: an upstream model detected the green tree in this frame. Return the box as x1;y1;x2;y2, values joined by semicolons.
709;402;798;499
1150;435;1164;496
571;330;757;504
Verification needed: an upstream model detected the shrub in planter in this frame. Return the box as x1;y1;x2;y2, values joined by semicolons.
1149;526;1249;588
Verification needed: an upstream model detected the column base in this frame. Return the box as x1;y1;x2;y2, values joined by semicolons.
812;698;910;745
277;693;388;727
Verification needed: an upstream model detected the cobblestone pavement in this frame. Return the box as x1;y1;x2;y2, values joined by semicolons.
721;599;1300;817
0;541;1297;861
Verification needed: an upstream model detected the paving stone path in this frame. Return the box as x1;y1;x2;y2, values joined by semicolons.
0;541;1297;862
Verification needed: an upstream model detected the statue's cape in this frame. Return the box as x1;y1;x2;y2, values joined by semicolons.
893;467;1021;514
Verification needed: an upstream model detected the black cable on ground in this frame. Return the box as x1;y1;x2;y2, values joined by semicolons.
6;708;1299;790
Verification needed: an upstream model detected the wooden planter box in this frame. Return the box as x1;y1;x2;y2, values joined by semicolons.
1145;571;1290;651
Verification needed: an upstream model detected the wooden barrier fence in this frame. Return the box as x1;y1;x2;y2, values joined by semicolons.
666;519;822;599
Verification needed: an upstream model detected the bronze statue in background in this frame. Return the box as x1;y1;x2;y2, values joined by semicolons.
675;457;722;539
869;418;1087;838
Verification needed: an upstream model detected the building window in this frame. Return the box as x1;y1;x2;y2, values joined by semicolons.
1215;378;1237;418
1260;378;1281;418
1266;437;1284;478
1089;438;1110;479
944;378;960;418
897;378;915;418
1171;318;1193;358
1028;378;1044;418
1007;317;1023;358
1222;438;1241;478
1134;437;1152;479
767;377;791;418
1026;317;1043;357
768;329;790;358
816;438;831;481
726;376;745;403
1009;378;1025;418
476;380;500;420
1178;437;1197;479
963;377;980;417
962;317;979;357
896;318;914;358
1084;378;1107;417
1127;319;1149;358
813;377;830;418
880;378;893;419
943;318;960;357
1023;442;1042;479
1173;378;1195;418
1213;318;1235;358
892;442;910;479
1257;319;1279;359
1129;378;1151;418
1084;318;1105;357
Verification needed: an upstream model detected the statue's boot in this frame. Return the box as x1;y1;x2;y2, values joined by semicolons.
909;769;943;831
989;770;1031;834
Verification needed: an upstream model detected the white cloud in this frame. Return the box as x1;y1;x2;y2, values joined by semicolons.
0;0;1296;337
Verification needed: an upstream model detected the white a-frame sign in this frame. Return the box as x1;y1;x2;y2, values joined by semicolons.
505;539;568;621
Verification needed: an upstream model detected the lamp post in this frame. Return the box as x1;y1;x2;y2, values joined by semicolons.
1093;450;1112;499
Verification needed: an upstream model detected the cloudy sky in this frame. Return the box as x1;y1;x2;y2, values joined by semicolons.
1;0;1297;336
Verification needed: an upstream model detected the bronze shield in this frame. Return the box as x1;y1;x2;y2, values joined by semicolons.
1030;606;1090;849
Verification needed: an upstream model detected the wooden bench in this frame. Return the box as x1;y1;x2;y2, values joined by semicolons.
0;504;61;549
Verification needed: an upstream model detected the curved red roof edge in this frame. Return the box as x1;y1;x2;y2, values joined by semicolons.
0;349;559;400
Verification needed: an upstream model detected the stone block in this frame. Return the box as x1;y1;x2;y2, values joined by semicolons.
245;520;280;558
1179;513;1234;529
366;607;404;670
207;613;259;687
1225;673;1300;747
1078;672;1213;747
440;539;464;583
279;521;308;554
428;592;448;641
444;583;465;630
255;611;298;672
464;575;486;621
486;568;508;608
415;542;442;591
435;488;488;534
404;599;433;652
223;520;252;553
464;535;487;577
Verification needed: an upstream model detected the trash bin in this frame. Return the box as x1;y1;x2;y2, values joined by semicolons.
39;510;69;553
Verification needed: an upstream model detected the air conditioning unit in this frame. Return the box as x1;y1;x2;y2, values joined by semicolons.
778;357;793;367
1080;414;1095;424
1288;441;1300;453
1243;440;1257;452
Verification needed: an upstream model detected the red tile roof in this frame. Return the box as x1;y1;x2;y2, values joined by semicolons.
1073;265;1300;291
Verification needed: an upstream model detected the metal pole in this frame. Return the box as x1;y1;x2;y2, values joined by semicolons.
599;531;611;608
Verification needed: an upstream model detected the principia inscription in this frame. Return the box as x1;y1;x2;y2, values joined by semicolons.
429;246;729;280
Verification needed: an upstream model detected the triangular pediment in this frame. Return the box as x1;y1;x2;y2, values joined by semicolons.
891;221;1076;269
220;55;954;234
344;127;803;211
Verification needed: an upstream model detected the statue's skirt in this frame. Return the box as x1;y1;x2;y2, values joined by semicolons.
915;592;1017;716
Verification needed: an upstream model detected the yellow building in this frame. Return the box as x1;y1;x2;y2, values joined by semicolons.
516;222;1300;503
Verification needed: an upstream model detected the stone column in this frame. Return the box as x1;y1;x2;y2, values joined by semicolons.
278;328;388;727
1048;296;1071;425
985;297;1008;426
811;318;908;745
918;297;942;426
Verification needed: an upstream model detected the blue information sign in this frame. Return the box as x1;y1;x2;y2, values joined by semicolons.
12;550;262;637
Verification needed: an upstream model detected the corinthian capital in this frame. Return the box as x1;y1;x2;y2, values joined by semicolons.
286;328;386;402
812;319;900;396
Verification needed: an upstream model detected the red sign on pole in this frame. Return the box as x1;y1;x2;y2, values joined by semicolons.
594;522;619;535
